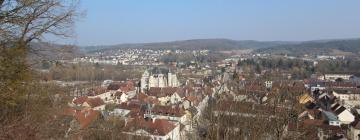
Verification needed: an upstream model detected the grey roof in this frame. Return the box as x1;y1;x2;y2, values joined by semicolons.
150;67;170;75
334;106;346;115
323;111;339;121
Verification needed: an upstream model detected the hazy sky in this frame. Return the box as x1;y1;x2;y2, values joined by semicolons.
50;0;360;46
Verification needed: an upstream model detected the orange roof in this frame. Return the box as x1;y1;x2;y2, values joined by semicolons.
73;96;88;105
148;87;178;97
108;81;136;92
75;109;100;129
93;87;108;95
136;92;149;102
185;96;197;102
125;118;176;136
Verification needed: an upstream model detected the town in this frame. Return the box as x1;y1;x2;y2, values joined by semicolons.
2;1;360;140
51;49;360;140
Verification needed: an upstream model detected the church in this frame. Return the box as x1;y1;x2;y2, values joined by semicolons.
140;67;179;92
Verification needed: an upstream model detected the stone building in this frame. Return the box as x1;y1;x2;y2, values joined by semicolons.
141;67;179;92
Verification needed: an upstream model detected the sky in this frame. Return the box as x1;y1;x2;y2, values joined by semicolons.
49;0;360;46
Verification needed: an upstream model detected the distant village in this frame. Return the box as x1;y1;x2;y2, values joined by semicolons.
71;49;209;65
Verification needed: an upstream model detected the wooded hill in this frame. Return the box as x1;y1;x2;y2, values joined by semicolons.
82;39;292;52
254;39;360;56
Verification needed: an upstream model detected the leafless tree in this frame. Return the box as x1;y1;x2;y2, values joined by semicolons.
0;0;80;139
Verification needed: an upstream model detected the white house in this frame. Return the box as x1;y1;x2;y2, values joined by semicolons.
310;84;326;93
333;106;355;124
170;92;182;104
318;74;352;81
332;89;360;101
110;109;131;117
265;81;273;89
119;93;129;104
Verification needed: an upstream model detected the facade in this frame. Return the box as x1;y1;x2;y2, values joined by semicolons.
265;81;273;89
318;74;352;81
348;121;360;140
141;67;179;92
332;89;360;101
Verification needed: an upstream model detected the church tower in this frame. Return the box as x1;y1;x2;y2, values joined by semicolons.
141;69;150;92
168;68;172;87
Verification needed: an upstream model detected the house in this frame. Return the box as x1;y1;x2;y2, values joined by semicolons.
299;94;314;104
286;119;345;140
332;89;360;101
318;74;352;82
265;81;273;89
123;118;180;140
326;82;357;89
71;96;105;110
304;79;325;89
149;105;188;124
114;92;129;104
82;97;105;110
322;111;341;126
311;83;326;93
147;87;180;105
348;120;360;140
333;106;355;124
72;96;88;106
74;109;100;129
170;92;182;104
183;96;199;110
94;91;115;103
109;108;131;117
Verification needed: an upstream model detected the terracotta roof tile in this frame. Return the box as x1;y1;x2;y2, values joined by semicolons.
185;96;197;102
75;109;100;129
124;118;176;136
147;87;178;97
73;96;88;105
152;105;185;117
86;97;105;108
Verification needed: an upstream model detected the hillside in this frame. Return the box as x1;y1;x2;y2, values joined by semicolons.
28;42;82;60
254;39;360;56
83;39;292;53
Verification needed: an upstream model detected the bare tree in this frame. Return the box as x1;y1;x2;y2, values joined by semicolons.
0;0;79;45
0;0;80;138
